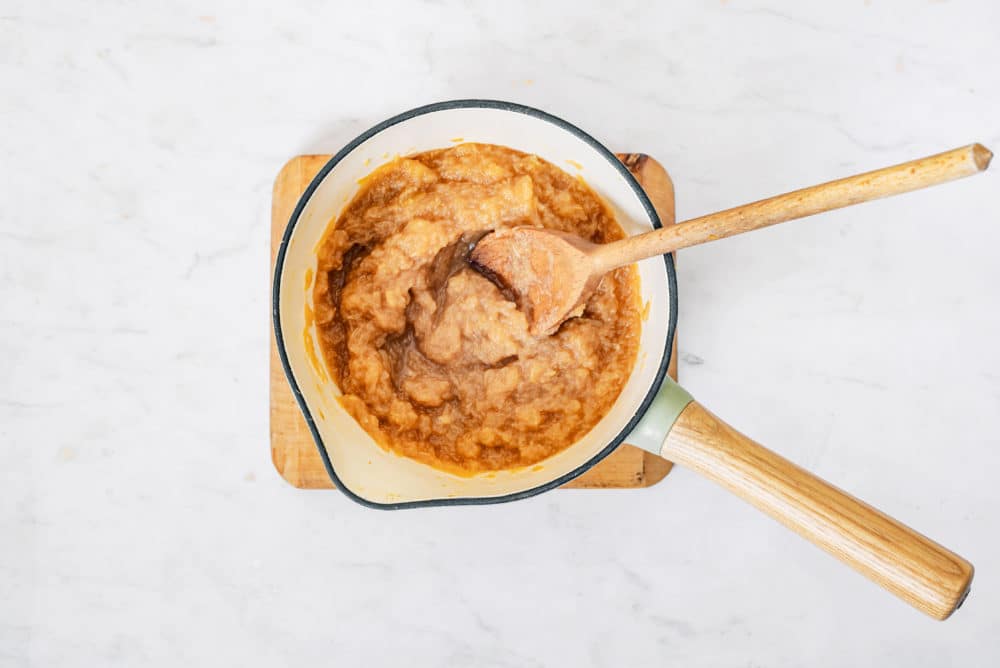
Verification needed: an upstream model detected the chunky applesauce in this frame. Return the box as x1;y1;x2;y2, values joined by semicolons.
313;143;640;474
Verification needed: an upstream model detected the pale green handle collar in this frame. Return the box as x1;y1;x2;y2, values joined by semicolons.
625;376;693;455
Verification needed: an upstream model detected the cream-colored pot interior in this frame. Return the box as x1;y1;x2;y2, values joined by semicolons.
274;102;674;507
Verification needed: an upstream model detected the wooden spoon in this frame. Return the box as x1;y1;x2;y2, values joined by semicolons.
471;144;992;335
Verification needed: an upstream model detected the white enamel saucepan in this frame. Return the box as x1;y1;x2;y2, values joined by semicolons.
273;100;974;619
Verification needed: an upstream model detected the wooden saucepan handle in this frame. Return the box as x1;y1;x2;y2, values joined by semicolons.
591;143;992;273
660;401;974;620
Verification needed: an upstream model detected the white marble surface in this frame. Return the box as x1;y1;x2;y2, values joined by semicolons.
3;1;999;665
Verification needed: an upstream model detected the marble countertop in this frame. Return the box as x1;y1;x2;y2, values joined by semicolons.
3;1;999;665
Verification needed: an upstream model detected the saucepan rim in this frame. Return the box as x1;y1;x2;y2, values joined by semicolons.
272;99;678;509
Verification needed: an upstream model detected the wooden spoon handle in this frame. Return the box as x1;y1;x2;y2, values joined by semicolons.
661;401;974;620
592;144;992;272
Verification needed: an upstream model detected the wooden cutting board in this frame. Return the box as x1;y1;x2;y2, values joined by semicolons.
270;153;678;489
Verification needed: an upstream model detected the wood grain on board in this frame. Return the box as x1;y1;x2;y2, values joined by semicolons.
270;152;678;489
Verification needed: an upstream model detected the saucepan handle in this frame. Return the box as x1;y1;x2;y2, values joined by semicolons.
630;377;973;620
